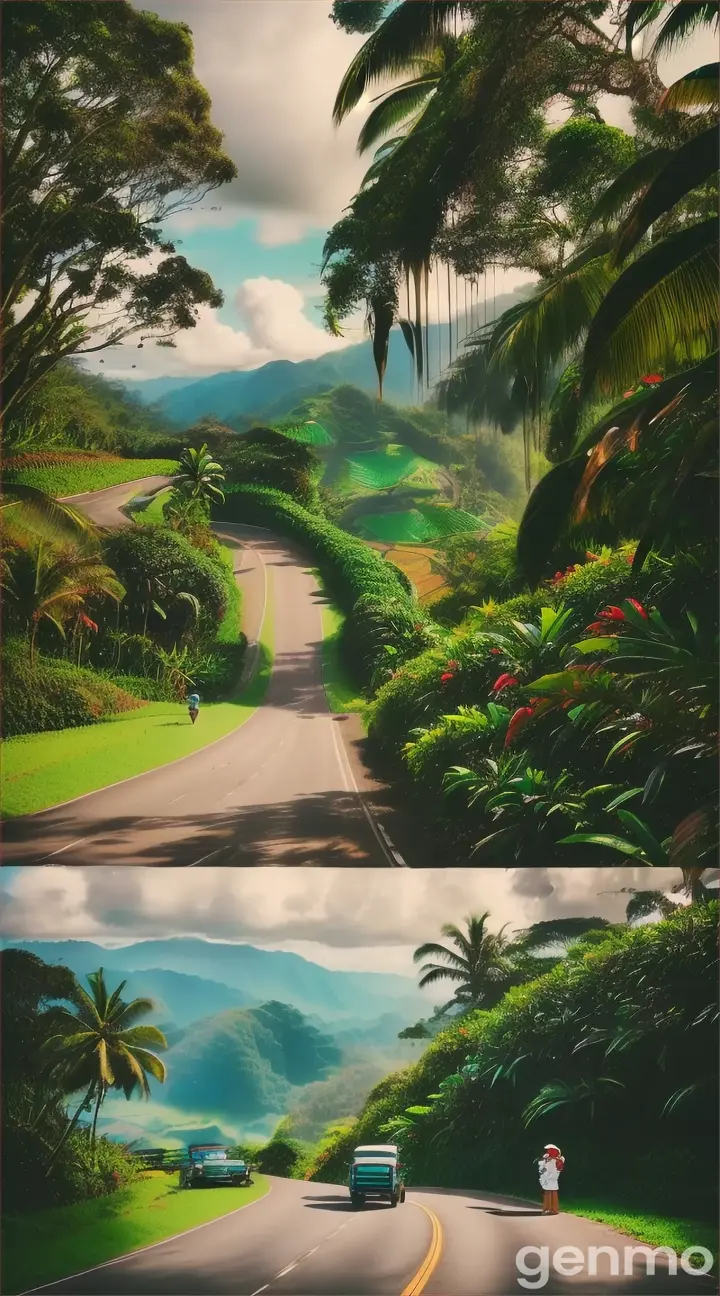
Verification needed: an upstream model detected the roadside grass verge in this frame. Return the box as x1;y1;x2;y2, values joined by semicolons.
319;602;365;718
5;458;178;497
0;599;273;818
562;1200;718;1272
130;485;172;524
1;1171;271;1296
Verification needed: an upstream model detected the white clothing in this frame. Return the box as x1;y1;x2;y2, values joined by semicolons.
538;1156;563;1190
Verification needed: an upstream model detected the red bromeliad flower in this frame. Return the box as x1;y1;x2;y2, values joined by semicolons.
599;605;626;622
489;647;502;655
504;706;534;747
492;673;519;692
641;373;663;385
623;389;636;399
440;672;455;684
626;598;648;618
79;614;98;633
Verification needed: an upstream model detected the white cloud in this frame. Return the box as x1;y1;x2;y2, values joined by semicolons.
86;275;356;381
150;0;368;242
1;866;685;976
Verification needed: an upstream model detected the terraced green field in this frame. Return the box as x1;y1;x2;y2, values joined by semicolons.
345;444;428;490
280;420;334;446
355;504;488;544
5;457;178;497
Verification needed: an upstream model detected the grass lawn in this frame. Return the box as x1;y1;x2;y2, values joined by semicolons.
0;602;273;819
320;603;365;717
1;1171;271;1296
563;1200;718;1272
130;485;171;524
7;458;178;497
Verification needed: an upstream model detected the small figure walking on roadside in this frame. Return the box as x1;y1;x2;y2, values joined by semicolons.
187;692;200;725
538;1144;564;1215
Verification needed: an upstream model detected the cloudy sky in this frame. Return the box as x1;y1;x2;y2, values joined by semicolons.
1;866;686;976
83;2;706;384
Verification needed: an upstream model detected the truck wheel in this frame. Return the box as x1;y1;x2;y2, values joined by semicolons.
350;1194;363;1209
390;1194;399;1208
400;1189;406;1203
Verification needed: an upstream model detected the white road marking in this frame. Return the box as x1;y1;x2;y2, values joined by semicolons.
33;837;88;863
168;794;186;805
188;847;226;867
329;714;407;867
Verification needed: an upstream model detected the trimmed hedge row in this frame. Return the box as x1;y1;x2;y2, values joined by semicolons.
1;641;144;738
214;486;430;686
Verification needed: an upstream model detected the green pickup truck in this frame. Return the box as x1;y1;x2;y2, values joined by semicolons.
181;1145;253;1189
349;1144;406;1209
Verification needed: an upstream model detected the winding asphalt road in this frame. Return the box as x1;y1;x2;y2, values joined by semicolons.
2;479;401;867
22;1177;716;1296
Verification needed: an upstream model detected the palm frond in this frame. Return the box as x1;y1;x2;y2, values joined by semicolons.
613;127;719;265
624;1;665;50
516;457;588;585
584;148;673;230
582;219;719;397
357;73;439;153
333;0;460;124
659;63;720;111
652;1;719;55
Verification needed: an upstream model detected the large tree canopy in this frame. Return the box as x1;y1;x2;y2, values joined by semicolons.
1;1;237;424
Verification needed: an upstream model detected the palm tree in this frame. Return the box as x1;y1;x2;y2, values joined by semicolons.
42;968;167;1168
413;912;514;1013
1;482;97;544
2;540;125;663
173;443;225;507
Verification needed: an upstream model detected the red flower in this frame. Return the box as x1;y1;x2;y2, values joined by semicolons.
440;672;455;684
626;598;648;618
492;673;519;692
504;706;534;748
489;647;502;655
585;551;600;562
641;373;663;385
551;571;565;585
586;622;605;634
79;614;98;632
446;660;460;670
599;605;625;622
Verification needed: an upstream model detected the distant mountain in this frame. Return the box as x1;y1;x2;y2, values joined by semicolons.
122;291;529;428
5;939;426;1023
163;1000;340;1121
100;967;253;1029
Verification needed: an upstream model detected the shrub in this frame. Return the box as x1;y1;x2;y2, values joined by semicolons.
215;486;430;686
0;640;144;737
104;526;228;644
2;1125;140;1214
254;1137;306;1177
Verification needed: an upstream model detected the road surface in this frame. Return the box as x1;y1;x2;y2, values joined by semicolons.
22;1177;716;1296
2;479;399;866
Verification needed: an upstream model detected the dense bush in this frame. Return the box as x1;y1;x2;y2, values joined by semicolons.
306;905;718;1219
0;640;143;738
215;486;432;686
254;1136;307;1177
103;526;228;644
224;427;317;507
2;1126;140;1214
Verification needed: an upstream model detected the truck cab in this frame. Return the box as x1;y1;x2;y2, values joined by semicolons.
182;1144;252;1188
348;1144;405;1209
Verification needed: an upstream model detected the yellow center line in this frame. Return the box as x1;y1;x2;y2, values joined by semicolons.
401;1202;444;1296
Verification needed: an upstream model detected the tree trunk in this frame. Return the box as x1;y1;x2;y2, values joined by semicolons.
90;1084;105;1154
46;1081;96;1174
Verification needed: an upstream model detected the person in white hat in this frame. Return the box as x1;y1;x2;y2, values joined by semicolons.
538;1144;565;1215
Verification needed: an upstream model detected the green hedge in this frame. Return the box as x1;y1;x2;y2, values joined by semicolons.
214;486;430;686
0;641;144;738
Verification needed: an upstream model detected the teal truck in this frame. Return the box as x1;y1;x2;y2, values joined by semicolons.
348;1143;405;1209
181;1144;253;1188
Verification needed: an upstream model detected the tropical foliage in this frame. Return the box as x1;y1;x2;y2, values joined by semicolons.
1;951;163;1213
304;902;718;1222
